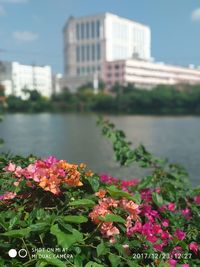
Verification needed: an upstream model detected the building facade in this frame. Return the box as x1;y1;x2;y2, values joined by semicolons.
0;61;52;98
104;59;200;89
63;13;151;90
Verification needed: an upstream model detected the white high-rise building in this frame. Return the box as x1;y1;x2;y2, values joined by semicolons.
62;13;151;90
0;61;52;98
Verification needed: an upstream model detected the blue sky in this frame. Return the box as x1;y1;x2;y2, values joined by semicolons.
0;0;200;74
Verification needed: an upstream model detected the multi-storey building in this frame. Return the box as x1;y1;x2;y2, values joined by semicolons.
104;59;200;89
0;61;52;98
62;13;151;91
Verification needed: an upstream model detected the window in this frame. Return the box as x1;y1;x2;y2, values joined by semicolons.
86;22;90;39
91;21;95;38
92;44;95;61
76;46;80;62
86;45;90;61
77;67;80;75
96;20;100;38
81;23;85;39
97;43;101;60
81;67;85;75
76;24;80;40
81;45;85;62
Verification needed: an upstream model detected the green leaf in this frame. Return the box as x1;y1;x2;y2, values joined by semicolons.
50;224;83;249
127;260;139;267
30;222;50;232
108;254;120;267
1;228;30;238
99;214;125;223
74;254;84;267
96;242;108;257
152;192;164;207
107;185;136;201
69;199;95;207
85;262;104;267
36;261;48;267
137;176;153;190
63;215;88;224
36;250;66;267
131;192;141;204
87;175;100;192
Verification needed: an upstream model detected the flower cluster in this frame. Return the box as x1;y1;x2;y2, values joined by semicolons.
99;175;200;266
100;174;139;192
89;190;140;243
2;156;84;196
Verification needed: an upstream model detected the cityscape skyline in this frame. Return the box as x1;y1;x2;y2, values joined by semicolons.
0;0;200;73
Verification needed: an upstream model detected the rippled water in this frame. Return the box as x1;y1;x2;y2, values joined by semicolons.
0;113;199;186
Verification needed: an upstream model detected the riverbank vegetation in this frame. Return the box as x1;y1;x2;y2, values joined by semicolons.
2;83;200;114
0;118;199;266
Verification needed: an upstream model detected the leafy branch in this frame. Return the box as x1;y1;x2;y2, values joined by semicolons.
97;117;165;169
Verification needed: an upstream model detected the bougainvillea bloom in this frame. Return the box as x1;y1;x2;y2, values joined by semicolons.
3;156;83;195
188;242;199;255
174;229;186;241
194;196;200;203
0;192;16;200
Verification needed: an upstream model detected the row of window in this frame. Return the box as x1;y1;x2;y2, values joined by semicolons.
76;44;101;62
76;20;100;40
77;65;101;76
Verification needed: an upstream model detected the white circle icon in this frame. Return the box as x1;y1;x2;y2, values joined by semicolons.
18;249;28;258
8;249;17;258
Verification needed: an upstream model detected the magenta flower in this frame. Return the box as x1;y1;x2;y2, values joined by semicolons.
169;259;177;267
181;208;191;220
194;196;200;203
168;203;176;211
188;242;199;255
162;219;169;227
174;229;186;240
153;244;163;251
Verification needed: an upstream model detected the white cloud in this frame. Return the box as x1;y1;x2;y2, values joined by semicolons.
0;4;6;15
191;8;200;21
13;31;39;42
0;0;29;4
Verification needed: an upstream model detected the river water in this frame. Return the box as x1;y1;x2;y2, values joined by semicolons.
0;113;199;186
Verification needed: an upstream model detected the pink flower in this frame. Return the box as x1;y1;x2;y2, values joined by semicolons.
147;235;158;243
162;219;169;227
140;188;152;201
194;196;200;203
174;229;186;241
168;203;176;211
153;244;163;251
155;187;161;193
168;259;177;267
0;192;16;200
188;242;199;255
181;208;191;219
14;166;23;177
4;162;16;172
171;246;182;258
181;264;189;267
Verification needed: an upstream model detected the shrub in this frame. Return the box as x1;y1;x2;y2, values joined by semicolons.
0;119;199;267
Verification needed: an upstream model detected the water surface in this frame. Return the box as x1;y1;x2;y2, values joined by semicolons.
0;113;199;186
